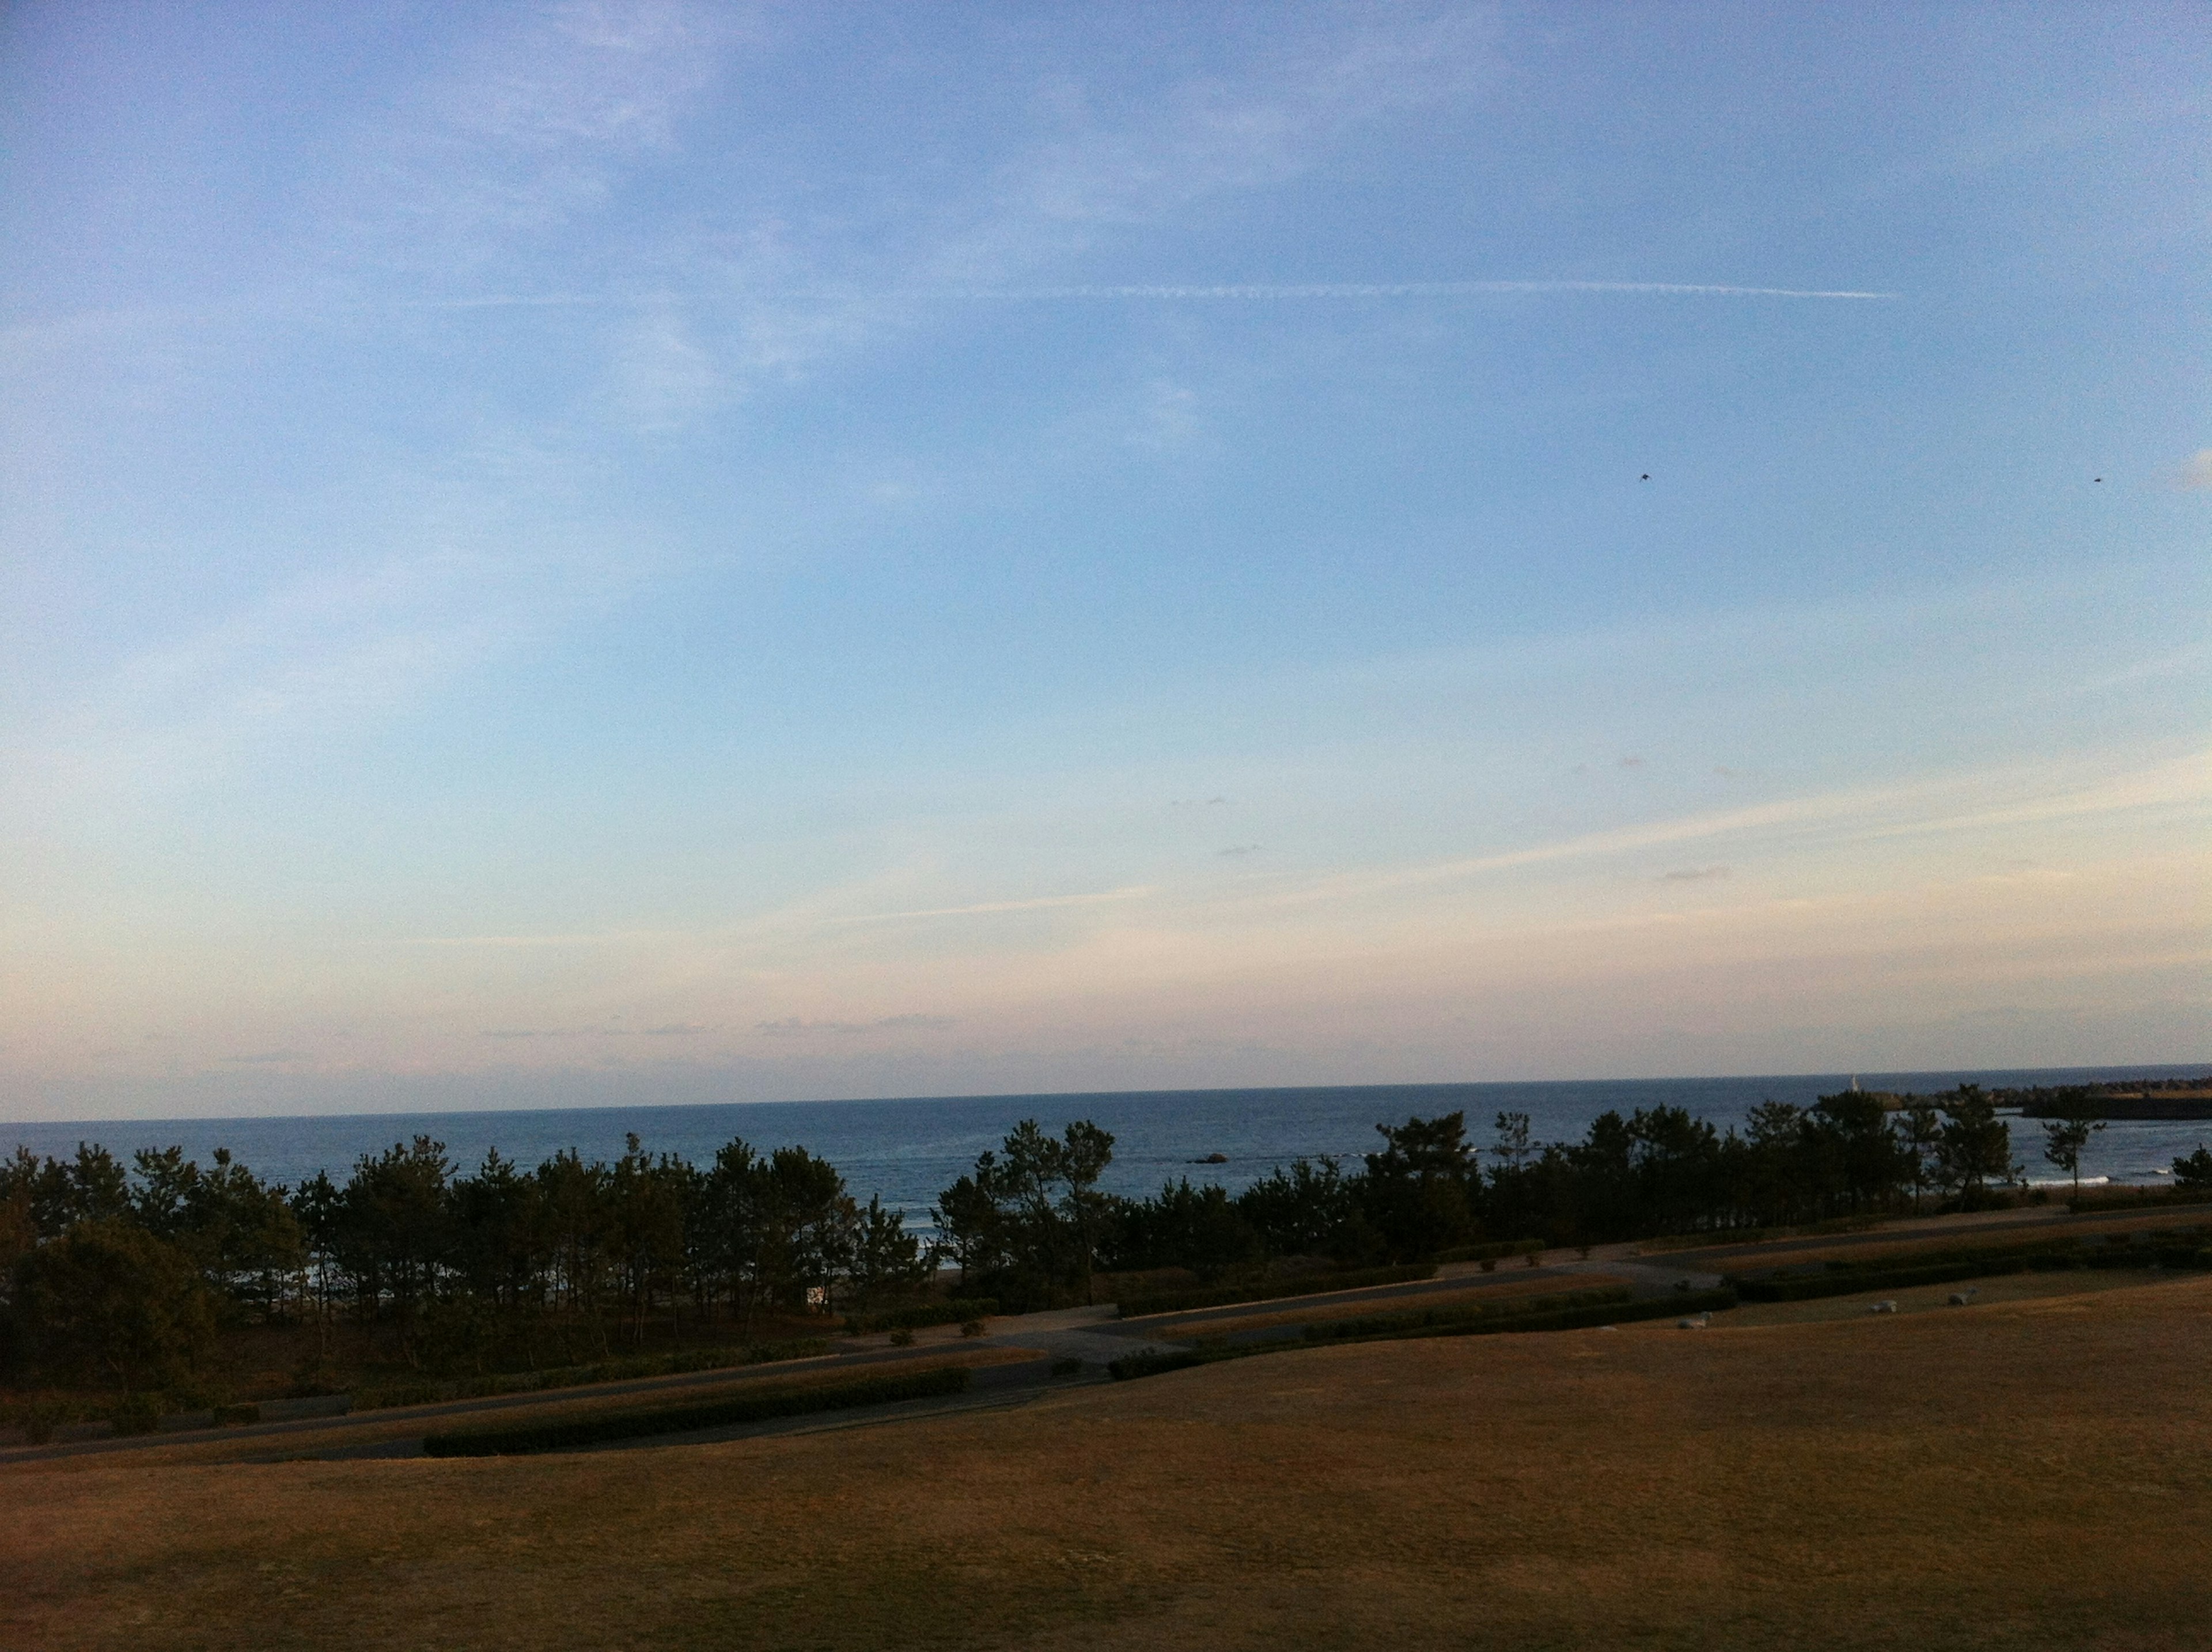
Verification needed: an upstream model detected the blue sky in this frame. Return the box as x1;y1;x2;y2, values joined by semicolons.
2;2;2206;1121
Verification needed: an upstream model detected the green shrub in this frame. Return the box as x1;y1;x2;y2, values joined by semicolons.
1433;1239;1546;1264
2068;1185;2212;1214
1639;1226;1772;1252
959;1320;984;1337
211;1403;260;1427
843;1298;999;1335
353;1338;832;1411
108;1393;162;1436
888;1327;915;1347
1050;1358;1082;1376
744;1337;835;1366
1117;1263;1437;1319
423;1365;973;1457
1107;1348;1205;1381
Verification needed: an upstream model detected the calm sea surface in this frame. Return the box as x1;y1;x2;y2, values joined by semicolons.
10;1066;2207;1227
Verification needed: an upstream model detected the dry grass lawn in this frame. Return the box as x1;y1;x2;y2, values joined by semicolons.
6;1274;2209;1651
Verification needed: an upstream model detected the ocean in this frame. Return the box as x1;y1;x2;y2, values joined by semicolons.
9;1065;2207;1227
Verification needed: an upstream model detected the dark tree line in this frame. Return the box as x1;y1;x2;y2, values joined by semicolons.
940;1088;2052;1302
1;1131;930;1394
5;1085;2182;1392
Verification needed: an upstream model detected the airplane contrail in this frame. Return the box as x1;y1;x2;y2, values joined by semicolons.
396;280;1901;312
965;281;1899;300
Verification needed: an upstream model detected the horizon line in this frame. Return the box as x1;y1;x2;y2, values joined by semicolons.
6;1061;2204;1132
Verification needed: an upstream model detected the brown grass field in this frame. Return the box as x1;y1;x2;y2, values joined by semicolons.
14;1342;1048;1467
6;1272;2209;1651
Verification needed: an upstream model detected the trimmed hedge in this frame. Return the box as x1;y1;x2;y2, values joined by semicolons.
2067;1188;2212;1215
1295;1286;1631;1344
1117;1264;1437;1320
1433;1238;1546;1264
1317;1286;1738;1344
355;1339;832;1412
1108;1348;1206;1381
1639;1215;1886;1254
844;1298;998;1335
422;1364;974;1456
1107;1288;1740;1379
1736;1259;2003;1302
1733;1232;2212;1302
108;1395;162;1437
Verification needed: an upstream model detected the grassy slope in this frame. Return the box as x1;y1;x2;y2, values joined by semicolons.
6;1275;2210;1651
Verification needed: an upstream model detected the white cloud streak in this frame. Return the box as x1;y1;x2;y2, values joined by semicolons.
756;1014;957;1037
830;887;1156;925
1259;751;2212;915
402;934;654;948
344;1;741;274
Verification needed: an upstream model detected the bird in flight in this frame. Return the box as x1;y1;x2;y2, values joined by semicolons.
1640;473;1650;481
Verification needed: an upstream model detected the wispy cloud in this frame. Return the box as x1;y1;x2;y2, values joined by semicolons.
2180;449;2212;489
13;494;668;801
830;887;1153;924
344;1;741;274
1260;751;2212;914
220;1049;312;1065
1662;866;1730;882
755;1014;956;1037
21;548;543;797
405;933;646;949
505;10;1499;416
13;12;1508;440
480;1025;630;1039
607;301;723;428
1218;844;1263;858
1857;751;2212;841
928;13;1491;282
1130;379;1201;449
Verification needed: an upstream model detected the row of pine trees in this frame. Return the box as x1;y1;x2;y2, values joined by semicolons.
6;1082;2171;1393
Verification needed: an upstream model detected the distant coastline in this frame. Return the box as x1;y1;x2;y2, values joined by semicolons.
8;1064;2210;1206
2006;1077;2212;1121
